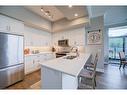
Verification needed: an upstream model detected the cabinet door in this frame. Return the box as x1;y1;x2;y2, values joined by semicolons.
24;36;31;46
41;66;62;89
0;15;24;35
9;18;24;35
25;56;33;74
34;55;41;70
0;15;10;32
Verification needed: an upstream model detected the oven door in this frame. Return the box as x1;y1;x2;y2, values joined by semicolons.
56;53;66;58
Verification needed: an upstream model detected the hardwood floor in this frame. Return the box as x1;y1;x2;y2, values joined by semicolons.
96;64;127;89
5;64;127;89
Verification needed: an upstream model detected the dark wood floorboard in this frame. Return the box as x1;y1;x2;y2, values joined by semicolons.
5;64;127;89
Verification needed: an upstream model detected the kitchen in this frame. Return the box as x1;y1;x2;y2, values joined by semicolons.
0;6;127;89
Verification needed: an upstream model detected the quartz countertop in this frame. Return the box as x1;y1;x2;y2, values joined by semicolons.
25;52;54;57
40;53;91;77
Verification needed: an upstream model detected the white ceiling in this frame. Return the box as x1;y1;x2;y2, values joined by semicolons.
25;6;88;22
25;6;127;26
56;6;88;20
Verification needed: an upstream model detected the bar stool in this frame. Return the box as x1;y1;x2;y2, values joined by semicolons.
119;51;127;69
78;53;98;89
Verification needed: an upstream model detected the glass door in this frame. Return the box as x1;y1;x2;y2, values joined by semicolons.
109;37;124;59
124;37;127;57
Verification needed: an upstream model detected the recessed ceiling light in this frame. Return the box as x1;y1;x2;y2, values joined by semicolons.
69;5;72;8
74;13;78;17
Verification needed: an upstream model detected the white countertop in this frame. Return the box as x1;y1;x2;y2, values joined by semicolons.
25;52;54;57
40;53;91;77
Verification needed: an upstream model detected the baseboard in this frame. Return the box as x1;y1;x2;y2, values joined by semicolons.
96;68;104;73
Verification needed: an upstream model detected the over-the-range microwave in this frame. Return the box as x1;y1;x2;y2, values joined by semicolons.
58;39;69;47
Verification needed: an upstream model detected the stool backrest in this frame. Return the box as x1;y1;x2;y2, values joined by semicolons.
119;52;126;60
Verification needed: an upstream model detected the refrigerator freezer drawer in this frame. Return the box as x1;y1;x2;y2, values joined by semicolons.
0;64;24;88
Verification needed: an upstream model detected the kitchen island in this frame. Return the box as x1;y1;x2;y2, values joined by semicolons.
40;53;91;89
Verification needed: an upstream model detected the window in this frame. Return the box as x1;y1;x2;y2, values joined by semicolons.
109;26;127;61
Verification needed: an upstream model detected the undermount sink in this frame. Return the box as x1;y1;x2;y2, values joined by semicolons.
63;55;77;60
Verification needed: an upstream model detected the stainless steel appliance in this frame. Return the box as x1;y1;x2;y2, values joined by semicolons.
58;39;69;47
56;52;67;58
0;32;24;88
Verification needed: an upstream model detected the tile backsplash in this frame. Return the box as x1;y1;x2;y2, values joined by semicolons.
25;46;52;54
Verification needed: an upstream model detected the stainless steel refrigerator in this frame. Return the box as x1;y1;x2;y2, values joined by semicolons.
0;32;24;88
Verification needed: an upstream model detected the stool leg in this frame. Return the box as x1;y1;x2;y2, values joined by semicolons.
123;64;126;69
94;77;96;87
92;78;95;89
78;76;80;88
119;62;122;69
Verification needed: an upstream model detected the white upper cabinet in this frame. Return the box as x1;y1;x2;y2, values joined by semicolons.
24;26;52;47
52;28;85;47
0;15;24;35
9;18;24;35
0;15;10;32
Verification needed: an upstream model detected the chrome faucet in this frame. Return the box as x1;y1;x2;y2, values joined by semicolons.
71;46;79;57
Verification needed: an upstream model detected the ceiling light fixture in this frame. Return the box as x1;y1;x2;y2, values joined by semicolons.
74;13;78;17
40;7;53;19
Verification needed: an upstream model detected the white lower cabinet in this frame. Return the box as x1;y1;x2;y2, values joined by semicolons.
25;56;33;74
25;53;55;75
25;55;41;75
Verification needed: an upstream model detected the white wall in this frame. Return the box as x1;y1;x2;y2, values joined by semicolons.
87;6;108;18
105;6;127;26
103;27;109;64
85;16;104;72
